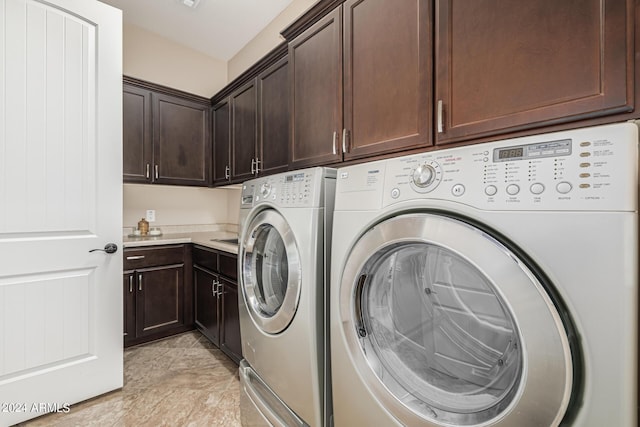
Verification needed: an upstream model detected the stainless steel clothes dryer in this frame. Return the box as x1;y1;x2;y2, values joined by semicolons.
238;167;336;427
330;123;638;426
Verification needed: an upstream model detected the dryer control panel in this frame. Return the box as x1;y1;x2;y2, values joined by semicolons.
335;123;638;212
241;167;337;209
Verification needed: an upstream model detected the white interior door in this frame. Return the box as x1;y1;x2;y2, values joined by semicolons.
0;0;122;425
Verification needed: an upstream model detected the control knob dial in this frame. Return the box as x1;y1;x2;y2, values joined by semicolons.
260;182;272;198
412;163;437;188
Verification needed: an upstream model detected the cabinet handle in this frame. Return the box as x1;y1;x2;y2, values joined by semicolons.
212;279;219;297
342;129;349;153
250;158;256;175
332;131;337;155
146;163;150;179
437;100;444;134
129;275;133;293
154;164;159;180
138;273;143;291
224;165;230;180
217;282;224;296
126;255;145;260
254;158;260;175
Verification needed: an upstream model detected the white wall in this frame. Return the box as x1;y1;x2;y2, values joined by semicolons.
227;0;316;81
123;184;242;228
123;23;227;97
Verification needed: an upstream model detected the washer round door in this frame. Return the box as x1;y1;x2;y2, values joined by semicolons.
339;213;576;426
242;209;301;335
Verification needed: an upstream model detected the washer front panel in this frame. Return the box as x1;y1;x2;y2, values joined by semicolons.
242;209;301;334
339;213;573;426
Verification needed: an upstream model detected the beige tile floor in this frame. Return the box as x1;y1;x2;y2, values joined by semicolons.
18;331;241;427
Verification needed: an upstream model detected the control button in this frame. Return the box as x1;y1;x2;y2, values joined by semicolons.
579;173;591;178
484;151;489;155
580;141;591;147
506;184;520;196
556;148;570;154
484;185;498;196
272;194;276;200
483;157;488;162
556;181;572;194
530;183;545;195
292;194;296;200
412;163;436;188
542;150;554;156
580;152;591;157
579;163;591;168
579;183;591;189
390;188;400;199
452;184;465;196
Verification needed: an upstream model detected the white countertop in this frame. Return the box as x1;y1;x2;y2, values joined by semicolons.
123;230;239;254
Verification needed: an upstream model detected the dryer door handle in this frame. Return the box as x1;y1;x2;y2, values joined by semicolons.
354;274;368;338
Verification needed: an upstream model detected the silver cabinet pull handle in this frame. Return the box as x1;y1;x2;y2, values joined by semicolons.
342;128;348;153
437;100;444;134
332;131;337;155
146;163;150;179
154;164;159;179
254;158;260;175
225;165;230;180
212;279;219;297
138;273;143;291
250;158;256;174
217;282;224;296
126;255;145;260
129;275;133;293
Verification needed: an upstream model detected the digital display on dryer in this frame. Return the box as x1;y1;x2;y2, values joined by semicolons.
497;147;524;160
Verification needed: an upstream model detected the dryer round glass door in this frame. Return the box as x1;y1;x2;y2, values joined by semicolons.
338;213;574;426
242;209;301;334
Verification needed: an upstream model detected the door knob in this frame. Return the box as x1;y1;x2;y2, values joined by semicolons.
89;243;118;254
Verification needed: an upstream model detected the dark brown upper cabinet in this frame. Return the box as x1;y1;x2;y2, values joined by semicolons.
343;0;431;160
123;77;211;186
289;7;344;169
289;0;430;168
231;79;259;183
212;98;232;186
434;0;634;145
123;84;153;183
211;50;290;187
257;56;290;176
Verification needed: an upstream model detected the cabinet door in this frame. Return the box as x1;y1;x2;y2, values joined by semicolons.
258;56;290;176
343;0;431;160
289;7;343;168
231;79;258;183
123;84;152;183
136;265;185;337
212;98;231;186
221;277;242;363
194;266;220;346
435;0;633;144
123;272;137;344
153;93;211;186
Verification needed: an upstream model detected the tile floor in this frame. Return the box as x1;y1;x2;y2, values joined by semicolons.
18;331;241;427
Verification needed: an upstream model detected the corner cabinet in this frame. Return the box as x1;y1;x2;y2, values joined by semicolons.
434;0;634;144
289;0;431;168
123;77;211;186
123;244;193;347
212;54;290;186
193;245;242;364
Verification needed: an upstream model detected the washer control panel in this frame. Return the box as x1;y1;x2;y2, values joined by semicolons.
335;123;638;212
241;167;336;209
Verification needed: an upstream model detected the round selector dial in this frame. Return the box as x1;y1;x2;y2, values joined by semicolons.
260;182;272;198
412;163;436;187
410;160;442;193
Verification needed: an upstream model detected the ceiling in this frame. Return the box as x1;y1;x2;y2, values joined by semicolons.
100;0;294;61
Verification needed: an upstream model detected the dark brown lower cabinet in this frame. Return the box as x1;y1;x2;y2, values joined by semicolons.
193;245;242;364
123;245;193;347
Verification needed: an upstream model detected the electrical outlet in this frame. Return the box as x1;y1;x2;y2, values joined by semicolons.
146;210;156;222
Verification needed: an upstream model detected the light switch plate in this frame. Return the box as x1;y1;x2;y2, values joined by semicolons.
146;210;156;222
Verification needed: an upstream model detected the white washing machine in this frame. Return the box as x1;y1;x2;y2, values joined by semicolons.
330;123;638;426
238;167;336;427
